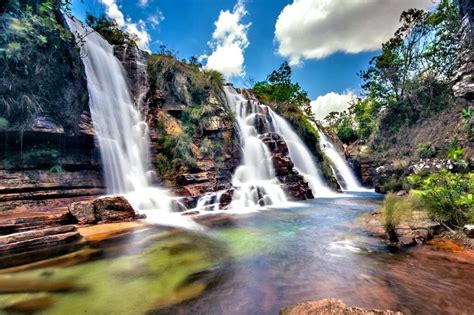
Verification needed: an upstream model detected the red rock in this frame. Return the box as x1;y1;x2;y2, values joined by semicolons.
280;298;403;315
92;196;136;222
69;201;96;225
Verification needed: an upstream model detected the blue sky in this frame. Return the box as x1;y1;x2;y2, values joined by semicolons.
71;0;437;116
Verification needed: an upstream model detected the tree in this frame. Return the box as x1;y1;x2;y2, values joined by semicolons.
86;13;138;47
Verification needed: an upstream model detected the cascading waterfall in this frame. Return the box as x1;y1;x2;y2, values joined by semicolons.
265;109;333;197
316;128;367;191
66;17;195;228
225;87;287;209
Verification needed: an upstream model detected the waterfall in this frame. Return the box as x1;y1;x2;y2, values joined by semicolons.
265;109;333;197
316;127;366;191
66;17;196;228
225;87;287;208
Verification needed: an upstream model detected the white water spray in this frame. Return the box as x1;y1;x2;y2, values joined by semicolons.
316;128;367;191
225;87;287;209
66;17;197;228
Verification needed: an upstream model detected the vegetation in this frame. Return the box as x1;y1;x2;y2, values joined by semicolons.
382;193;422;242
85;13;138;47
0;0;87;132
408;170;474;227
325;0;462;154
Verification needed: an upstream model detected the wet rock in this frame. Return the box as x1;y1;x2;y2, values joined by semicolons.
260;132;314;200
0;277;79;293
253;113;269;134
92;196;136;223
280;298;403;315
69;201;96;224
464;224;474;238
0;226;81;254
30;115;64;133
219;188;234;209
170;200;188;212
3;295;55;313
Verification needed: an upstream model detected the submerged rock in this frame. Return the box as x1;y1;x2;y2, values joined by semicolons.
280;298;403;315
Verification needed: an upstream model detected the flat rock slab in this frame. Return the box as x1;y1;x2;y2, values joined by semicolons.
280;299;403;315
0;209;72;235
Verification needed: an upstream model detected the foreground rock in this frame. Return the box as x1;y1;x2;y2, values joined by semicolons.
69;196;138;224
280;299;403;315
0;225;83;268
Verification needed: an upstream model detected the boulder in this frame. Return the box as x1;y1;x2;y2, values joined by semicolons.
280;298;403;315
92;196;136;223
463;224;474;238
68;201;96;225
218;188;234;209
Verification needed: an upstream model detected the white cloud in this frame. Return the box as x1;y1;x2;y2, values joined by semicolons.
202;0;251;78
138;0;148;8
148;11;164;29
275;0;437;65
311;91;356;121
99;0;151;51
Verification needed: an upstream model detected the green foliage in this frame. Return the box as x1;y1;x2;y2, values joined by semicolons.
154;116;196;178
85;13;137;47
416;142;437;158
408;170;474;227
0;0;86;131
446;138;464;160
252;62;310;112
462;107;472;137
0;117;9;130
339;0;461;144
382;176;404;193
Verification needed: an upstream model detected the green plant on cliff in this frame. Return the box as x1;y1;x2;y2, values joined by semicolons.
0;0;87;131
85;13;138;47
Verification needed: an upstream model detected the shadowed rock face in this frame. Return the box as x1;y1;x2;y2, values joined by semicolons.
453;0;474;101
260;132;314;200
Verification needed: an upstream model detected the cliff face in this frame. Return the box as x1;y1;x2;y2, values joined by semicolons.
140;55;241;200
0;2;104;212
453;0;474;101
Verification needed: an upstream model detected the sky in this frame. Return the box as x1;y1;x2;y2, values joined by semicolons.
71;0;437;119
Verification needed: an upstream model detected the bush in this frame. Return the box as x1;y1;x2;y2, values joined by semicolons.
416;142;437;158
85;14;138;47
409;170;474;227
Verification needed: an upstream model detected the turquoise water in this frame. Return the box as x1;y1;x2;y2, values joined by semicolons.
1;192;473;314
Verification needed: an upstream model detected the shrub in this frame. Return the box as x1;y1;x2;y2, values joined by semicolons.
410;170;474;227
0;117;9;130
416;142;437;158
382;176;404;193
85;13;138;47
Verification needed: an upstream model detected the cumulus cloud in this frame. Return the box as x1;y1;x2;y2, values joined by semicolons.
99;0;151;51
202;0;251;78
275;0;437;65
138;0;148;8
311;91;356;121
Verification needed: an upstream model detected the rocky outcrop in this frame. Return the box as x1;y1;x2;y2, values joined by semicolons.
280;299;403;315
114;45;150;113
453;0;474;100
69;195;137;224
260;133;314;200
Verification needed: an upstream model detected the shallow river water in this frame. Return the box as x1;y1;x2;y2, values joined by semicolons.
1;192;473;314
